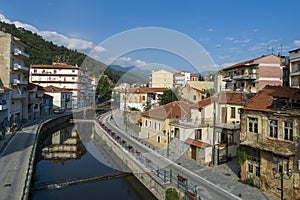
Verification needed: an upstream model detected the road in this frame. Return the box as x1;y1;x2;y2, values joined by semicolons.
0;124;38;200
99;112;241;200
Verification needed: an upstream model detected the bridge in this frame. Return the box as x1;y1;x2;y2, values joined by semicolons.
33;171;129;190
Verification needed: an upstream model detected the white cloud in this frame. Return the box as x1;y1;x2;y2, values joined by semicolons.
224;37;234;41
108;56;147;67
0;13;106;52
248;39;279;51
233;39;250;44
293;40;300;46
218;55;230;59
208;28;214;32
215;44;221;48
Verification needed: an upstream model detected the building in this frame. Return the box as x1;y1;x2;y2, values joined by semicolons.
28;83;44;120
0;31;29;122
150;69;174;88
289;48;300;89
180;85;205;103
222;54;288;93
140;101;191;148
120;87;166;111
43;85;72;110
0;86;12;131
173;71;191;88
30;62;81;108
42;93;53;116
190;73;199;81
239;86;300;199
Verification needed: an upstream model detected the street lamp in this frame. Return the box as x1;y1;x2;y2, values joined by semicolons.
273;166;293;200
110;98;114;120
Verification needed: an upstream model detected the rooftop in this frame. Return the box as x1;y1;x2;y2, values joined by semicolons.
30;63;79;69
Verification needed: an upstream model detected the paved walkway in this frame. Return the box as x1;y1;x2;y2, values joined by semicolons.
110;109;277;200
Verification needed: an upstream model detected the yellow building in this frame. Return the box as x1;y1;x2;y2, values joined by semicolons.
140;101;191;147
150;69;174;88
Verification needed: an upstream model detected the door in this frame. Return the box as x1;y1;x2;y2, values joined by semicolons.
191;146;197;160
221;107;227;123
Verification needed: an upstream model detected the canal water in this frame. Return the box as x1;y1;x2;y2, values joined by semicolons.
31;123;157;200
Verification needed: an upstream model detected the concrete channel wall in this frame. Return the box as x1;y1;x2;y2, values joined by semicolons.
94;121;167;200
22;114;73;200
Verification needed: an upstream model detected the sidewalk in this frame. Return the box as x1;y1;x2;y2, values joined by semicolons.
110;109;277;200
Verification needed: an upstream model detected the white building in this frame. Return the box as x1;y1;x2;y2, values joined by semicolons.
44;85;72;110
289;48;300;89
0;86;12;129
30;63;80;108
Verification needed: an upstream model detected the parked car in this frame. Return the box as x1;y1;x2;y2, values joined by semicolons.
53;109;65;114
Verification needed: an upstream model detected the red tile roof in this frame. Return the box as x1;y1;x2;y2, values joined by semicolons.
44;85;71;93
141;101;191;120
191;97;212;108
0;86;12;91
28;83;44;91
43;93;53;98
190;73;198;77
30;63;79;69
185;138;211;148
243;85;300;112
127;87;167;94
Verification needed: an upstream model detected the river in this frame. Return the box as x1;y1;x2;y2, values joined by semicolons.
31;123;157;200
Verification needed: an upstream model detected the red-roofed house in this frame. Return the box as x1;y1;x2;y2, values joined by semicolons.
239;85;300;199
222;54;288;93
120;87;167;111
44;85;72;110
140;101;191;148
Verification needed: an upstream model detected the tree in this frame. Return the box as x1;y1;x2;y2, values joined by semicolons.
143;101;152;111
205;88;215;97
165;187;180;200
96;75;112;103
160;89;178;105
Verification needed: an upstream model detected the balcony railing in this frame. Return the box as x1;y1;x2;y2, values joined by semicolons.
232;74;257;80
13;79;28;85
13;63;29;72
14;48;29;59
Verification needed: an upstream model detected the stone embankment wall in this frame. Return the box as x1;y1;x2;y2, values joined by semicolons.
94;122;167;200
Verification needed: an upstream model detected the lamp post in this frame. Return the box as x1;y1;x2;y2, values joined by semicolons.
273;166;293;200
110;98;114;120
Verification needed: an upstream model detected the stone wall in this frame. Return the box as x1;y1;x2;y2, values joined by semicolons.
94;122;167;200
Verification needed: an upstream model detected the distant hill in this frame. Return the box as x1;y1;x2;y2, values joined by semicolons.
0;21;149;84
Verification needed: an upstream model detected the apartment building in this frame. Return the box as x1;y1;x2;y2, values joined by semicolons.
239;86;300;199
150;69;174;88
30;62;80;108
0;86;12;130
0;31;29;122
289;48;300;89
222;54;288;93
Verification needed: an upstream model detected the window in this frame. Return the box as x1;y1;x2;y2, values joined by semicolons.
144;120;148;127
284;121;293;141
255;166;260;177
248;164;253;173
248;117;258;133
195;129;202;140
72;70;75;73
269;120;278;138
228;133;233;143
158;123;161;131
193;95;196;101
142;96;145;101
54;70;57;74
230;107;236;119
34;69;37;73
154;122;156;130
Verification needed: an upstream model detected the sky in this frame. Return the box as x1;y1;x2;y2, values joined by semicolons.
1;0;300;74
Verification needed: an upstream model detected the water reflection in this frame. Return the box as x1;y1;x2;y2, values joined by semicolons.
42;126;86;160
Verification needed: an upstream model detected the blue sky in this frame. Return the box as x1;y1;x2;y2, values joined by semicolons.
1;0;300;73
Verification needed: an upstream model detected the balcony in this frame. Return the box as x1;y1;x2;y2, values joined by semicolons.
0;99;8;111
223;76;232;82
13;63;29;72
14;48;29;59
232;74;257;81
12;79;28;86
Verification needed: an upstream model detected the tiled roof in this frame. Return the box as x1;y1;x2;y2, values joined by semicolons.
0;86;12;91
127;87;167;94
191;97;212;108
44;85;71;93
43;93;53;98
28;83;44;91
30;63;79;69
243;85;300;112
141;101;191;120
222;54;277;71
185;138;211;148
216;91;254;105
190;73;198;77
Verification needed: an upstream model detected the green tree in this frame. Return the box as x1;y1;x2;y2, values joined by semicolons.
165;187;180;200
96;75;112;103
143;101;152;111
205;88;215;97
160;89;178;105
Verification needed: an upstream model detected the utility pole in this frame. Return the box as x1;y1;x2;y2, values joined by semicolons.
212;101;216;166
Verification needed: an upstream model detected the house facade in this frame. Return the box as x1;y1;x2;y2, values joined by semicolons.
289;48;300;89
222;54;287;93
0;86;12;130
30;63;80;108
0;31;29;122
44;85;72;110
150;69;174;88
239;86;300;199
120;87;166;111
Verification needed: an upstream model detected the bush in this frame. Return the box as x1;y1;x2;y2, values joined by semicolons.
165;187;180;200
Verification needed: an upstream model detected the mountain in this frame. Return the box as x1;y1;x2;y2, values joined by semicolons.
0;21;149;84
108;65;135;72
